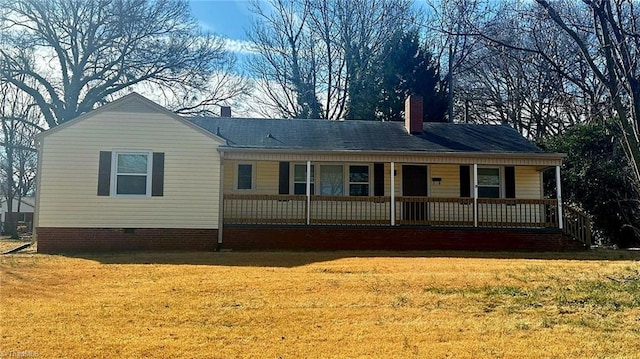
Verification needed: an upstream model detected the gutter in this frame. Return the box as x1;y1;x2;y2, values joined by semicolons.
216;147;566;160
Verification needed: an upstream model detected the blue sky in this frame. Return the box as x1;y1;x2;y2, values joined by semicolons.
189;0;429;53
189;0;254;41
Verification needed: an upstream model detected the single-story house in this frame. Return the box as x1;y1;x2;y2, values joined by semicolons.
34;93;590;252
1;196;35;233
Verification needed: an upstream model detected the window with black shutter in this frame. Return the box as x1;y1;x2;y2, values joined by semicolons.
374;163;384;196
505;166;516;198
459;165;471;197
279;162;290;194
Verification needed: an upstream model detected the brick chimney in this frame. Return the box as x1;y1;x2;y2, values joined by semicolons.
404;95;423;134
220;106;231;117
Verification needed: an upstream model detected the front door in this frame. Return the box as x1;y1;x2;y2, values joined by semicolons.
402;165;428;222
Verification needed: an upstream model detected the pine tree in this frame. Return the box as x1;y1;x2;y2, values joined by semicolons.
376;30;447;122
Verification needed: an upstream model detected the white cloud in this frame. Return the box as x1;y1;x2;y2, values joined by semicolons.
198;20;216;33
223;38;257;54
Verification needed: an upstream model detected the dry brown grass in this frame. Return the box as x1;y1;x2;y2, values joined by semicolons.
1;250;639;358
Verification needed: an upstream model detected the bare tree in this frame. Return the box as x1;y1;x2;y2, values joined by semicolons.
247;0;415;120
247;0;323;119
335;0;415;119
426;0;490;122
0;0;248;126
533;0;640;185
0;80;41;237
444;0;640;183
452;4;611;139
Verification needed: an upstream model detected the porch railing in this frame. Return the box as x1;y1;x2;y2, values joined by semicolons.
309;195;390;225
476;198;558;228
562;205;592;246
396;196;474;226
223;194;560;229
223;194;306;224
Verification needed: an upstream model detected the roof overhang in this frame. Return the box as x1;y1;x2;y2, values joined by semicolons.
218;147;566;167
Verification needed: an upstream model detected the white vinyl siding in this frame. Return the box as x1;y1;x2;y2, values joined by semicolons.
428;165;460;197
38;109;222;229
515;166;542;199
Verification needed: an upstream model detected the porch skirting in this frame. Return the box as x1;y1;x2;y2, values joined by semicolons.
222;226;586;251
36;227;218;253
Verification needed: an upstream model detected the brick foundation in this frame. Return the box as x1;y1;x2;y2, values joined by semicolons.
36;227;218;253
36;226;586;253
223;226;586;251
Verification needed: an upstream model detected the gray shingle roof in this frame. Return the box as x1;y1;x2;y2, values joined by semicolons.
188;117;542;153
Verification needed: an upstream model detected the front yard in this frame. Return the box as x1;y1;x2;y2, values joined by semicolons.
1;251;639;358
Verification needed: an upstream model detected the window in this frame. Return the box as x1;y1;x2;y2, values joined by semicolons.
237;164;253;190
293;164;314;195
477;168;500;198
98;151;163;197
349;165;369;196
320;165;344;195
114;152;151;196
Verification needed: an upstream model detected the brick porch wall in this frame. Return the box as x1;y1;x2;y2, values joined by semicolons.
222;226;586;251
36;227;218;253
36;226;585;253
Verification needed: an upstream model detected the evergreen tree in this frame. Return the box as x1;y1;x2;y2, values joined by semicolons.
376;30;447;122
541;122;639;247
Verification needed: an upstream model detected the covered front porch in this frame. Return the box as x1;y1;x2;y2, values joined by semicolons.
217;152;590;250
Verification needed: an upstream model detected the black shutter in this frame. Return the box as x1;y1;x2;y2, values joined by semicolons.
97;151;112;196
152;152;165;197
459;165;471;197
374;163;384;196
279;162;290;194
505;166;516;198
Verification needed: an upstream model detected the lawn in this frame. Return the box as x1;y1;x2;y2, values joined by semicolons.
1;251;639;358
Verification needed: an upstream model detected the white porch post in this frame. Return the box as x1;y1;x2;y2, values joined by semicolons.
306;160;311;225
556;165;563;230
390;162;395;226
473;163;478;227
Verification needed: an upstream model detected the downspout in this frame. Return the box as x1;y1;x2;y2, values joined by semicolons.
216;151;225;251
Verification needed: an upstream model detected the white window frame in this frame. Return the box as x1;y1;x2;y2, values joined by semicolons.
235;162;255;191
477;166;502;199
292;163;315;195
318;164;344;196
313;163;373;197
348;164;371;196
111;150;152;197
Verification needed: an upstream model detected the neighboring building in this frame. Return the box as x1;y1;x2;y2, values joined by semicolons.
1;196;35;233
35;93;589;252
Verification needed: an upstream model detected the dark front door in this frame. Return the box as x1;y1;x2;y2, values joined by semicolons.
402;165;428;222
